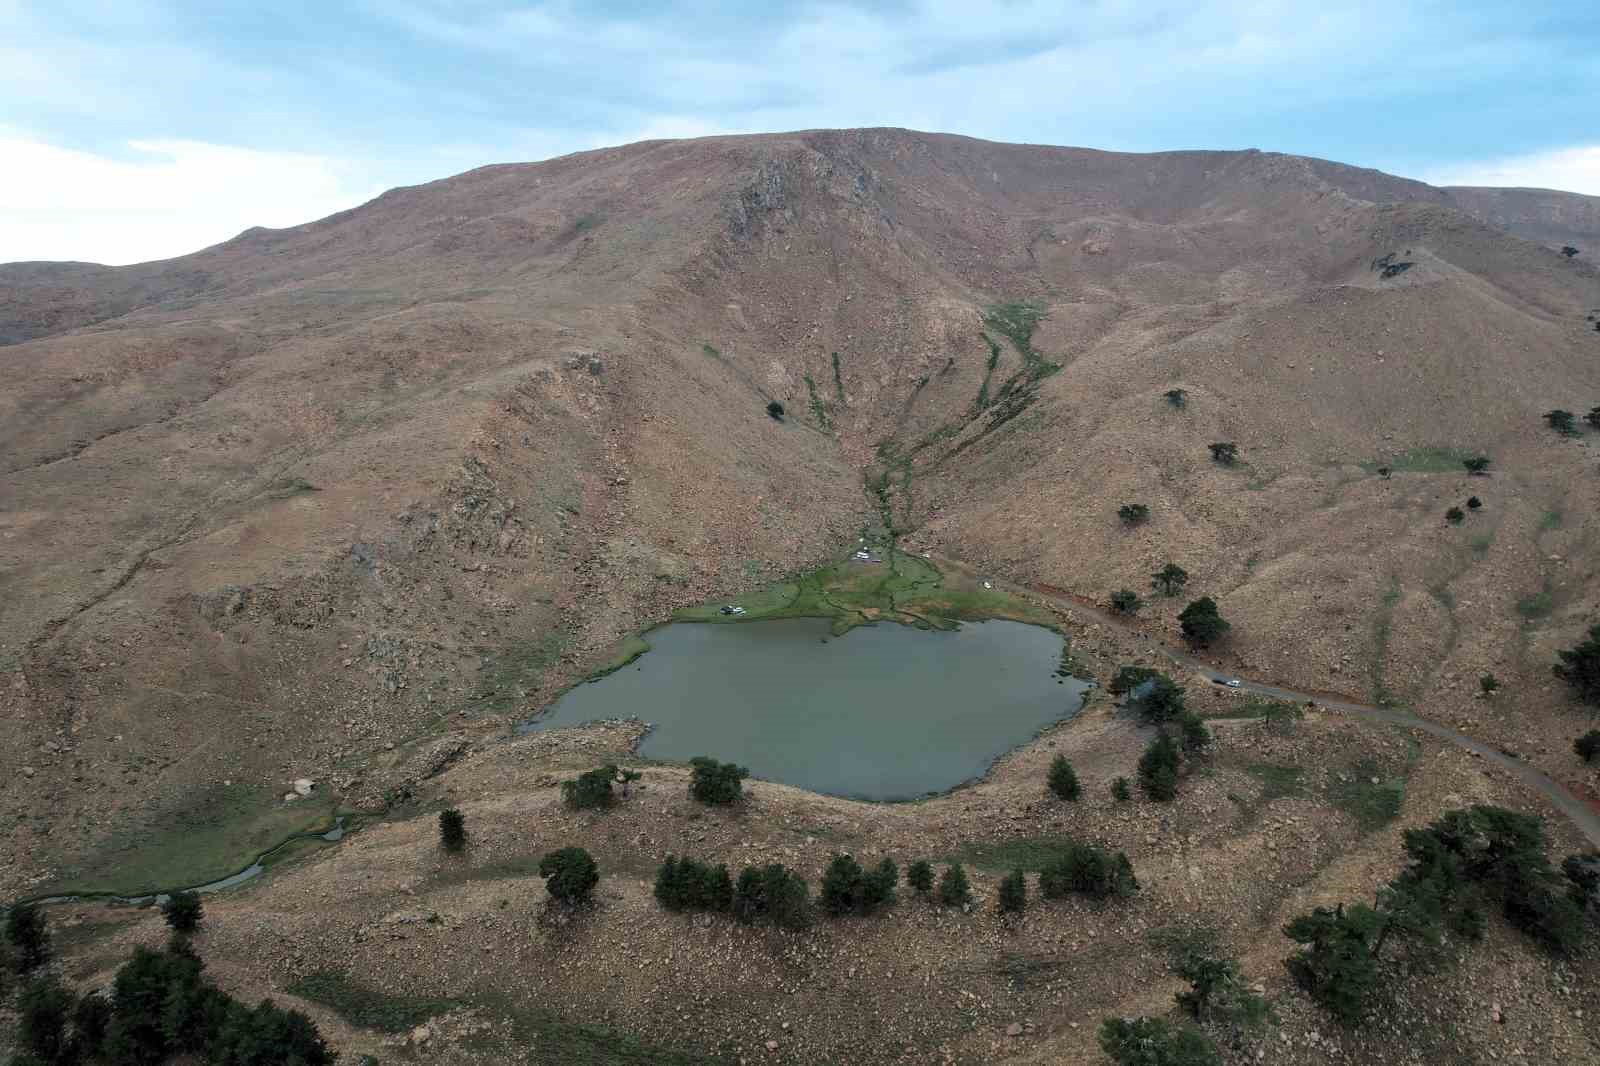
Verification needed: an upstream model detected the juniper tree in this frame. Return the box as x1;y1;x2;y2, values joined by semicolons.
17;972;75;1065
1178;597;1230;647
1176;712;1212;755
733;864;810;929
1546;409;1578;435
1445;506;1465;525
1099;1016;1220;1066
1109;665;1158;695
704;863;735;912
1048;754;1081;800
1111;776;1132;802
1463;456;1490;475
538;847;599;905
907;860;935;895
1283;905;1382;1024
1208;442;1239;466
1109;589;1142;614
689;757;749;804
1139;733;1181;801
561;764;619;808
74;994;113;1061
1175;951;1268;1029
1555;624;1600;706
821;854;868;916
1118;503;1150;526
1565;852;1600;911
1576;731;1600;764
864;858;899;910
5;901;50;975
1406;806;1584;954
1040;843;1138;901
1164;388;1188;409
1479;673;1499;695
1133;674;1186;725
1152;563;1189;597
938;863;973;907
162;891;204;935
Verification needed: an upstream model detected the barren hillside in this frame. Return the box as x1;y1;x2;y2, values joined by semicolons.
4;129;1600;1063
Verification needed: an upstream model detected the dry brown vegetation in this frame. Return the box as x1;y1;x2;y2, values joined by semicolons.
4;129;1600;1063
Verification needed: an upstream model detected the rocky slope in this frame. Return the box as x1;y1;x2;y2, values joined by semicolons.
3;132;1599;1048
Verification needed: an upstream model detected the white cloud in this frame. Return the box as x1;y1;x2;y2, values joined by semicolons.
1420;145;1600;196
0;134;387;265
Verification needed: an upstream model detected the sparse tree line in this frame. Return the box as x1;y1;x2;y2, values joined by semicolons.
1106;562;1230;652
1099;928;1270;1065
435;750;1147;932
3;892;334;1066
1556;623;1600;762
1281;804;1597;1025
1104;388;1243;651
413;599;1600;1057
1543;406;1600;436
1094;669;1212;802
1097;805;1599;1063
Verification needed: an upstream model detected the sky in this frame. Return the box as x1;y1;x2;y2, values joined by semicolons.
3;0;1599;266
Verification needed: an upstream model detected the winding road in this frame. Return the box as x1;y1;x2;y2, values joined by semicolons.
1006;575;1600;849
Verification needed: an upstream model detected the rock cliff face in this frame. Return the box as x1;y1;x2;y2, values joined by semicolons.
3;129;1599;901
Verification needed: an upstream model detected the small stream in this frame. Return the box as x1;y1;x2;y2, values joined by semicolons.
28;819;347;907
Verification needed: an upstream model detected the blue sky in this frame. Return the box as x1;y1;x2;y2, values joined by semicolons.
4;0;1599;265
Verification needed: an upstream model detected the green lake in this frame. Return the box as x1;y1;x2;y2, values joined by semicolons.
520;616;1090;801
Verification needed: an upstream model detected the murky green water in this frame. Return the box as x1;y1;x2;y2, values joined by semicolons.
520;617;1090;801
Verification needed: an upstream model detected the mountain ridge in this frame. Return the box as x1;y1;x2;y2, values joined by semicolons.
3;132;1599;1061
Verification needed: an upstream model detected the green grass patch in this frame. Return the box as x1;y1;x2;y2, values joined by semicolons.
1245;763;1305;801
1516;583;1554;621
1360;446;1476;475
672;551;1051;636
478;993;730;1065
803;371;831;428
587;635;650;679
700;342;722;360
263;476;320;498
1369;577;1402;706
288;971;459;1033
37;783;338;898
951;834;1076;872
1204;697;1300;722
1328;759;1404;831
1145;923;1222;962
975;333;1001;409
982;301;1046;357
1538;509;1564;531
472;631;568;711
672;580;802;622
428;854;546;891
1468;532;1494;556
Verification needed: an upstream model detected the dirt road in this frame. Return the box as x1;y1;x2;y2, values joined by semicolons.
1010;575;1600;848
